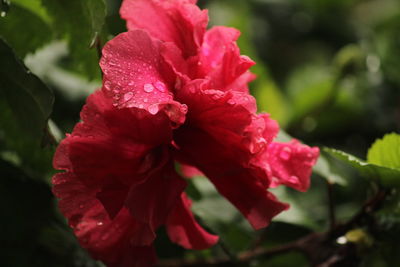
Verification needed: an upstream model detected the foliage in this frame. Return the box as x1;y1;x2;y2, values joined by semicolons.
1;0;399;266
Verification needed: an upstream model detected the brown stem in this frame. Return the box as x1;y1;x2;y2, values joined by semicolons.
326;181;336;230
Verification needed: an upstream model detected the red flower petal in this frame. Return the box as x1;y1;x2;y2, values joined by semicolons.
166;193;219;249
100;30;187;125
54;90;173;192
53;90;184;244
125;154;187;233
52;172;157;267
196;26;255;91
266;140;320;192
120;0;207;57
174;88;288;229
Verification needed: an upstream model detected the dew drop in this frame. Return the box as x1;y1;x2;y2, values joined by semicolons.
154;81;167;92
148;104;159;114
104;81;112;91
289;175;298;183
144;83;155;93
188;85;196;93
143;98;148;103
97;221;104;226
128;81;135;86
211;94;219;100
279;147;291;160
180;104;188;113
175;78;182;90
123;92;133;102
227;99;236;105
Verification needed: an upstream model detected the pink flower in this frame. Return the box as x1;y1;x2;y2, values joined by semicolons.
52;0;320;266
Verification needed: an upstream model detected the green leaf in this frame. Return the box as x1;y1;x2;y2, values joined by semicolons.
367;133;400;169
40;0;107;79
0;38;54;176
325;147;400;187
10;0;51;23
84;0;107;42
0;3;52;57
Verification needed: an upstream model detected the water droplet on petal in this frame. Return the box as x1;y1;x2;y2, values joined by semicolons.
143;98;148;103
123;92;133;102
144;83;154;93
139;104;144;108
188;85;196;93
104;81;112;91
211;94;219;100
289;175;298;183
227;99;236;105
154;81;167;92
97;221;103;226
279;147;292;160
175;78;182;90
180;104;188;113
128;81;135;86
148;104;159;115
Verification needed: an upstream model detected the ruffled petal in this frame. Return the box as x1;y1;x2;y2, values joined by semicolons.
120;0;207;57
52;172;157;267
175;127;288;230
166;193;219;249
125;154;187;233
174;87;288;229
266;140;320;192
195;26;255;91
54;90;171;178
197;26;241;75
100;30;187;125
53;89;177;221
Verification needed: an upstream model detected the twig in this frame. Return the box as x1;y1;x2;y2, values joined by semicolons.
326;181;336;230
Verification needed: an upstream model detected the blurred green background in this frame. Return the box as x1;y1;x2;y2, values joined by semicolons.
1;0;400;266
